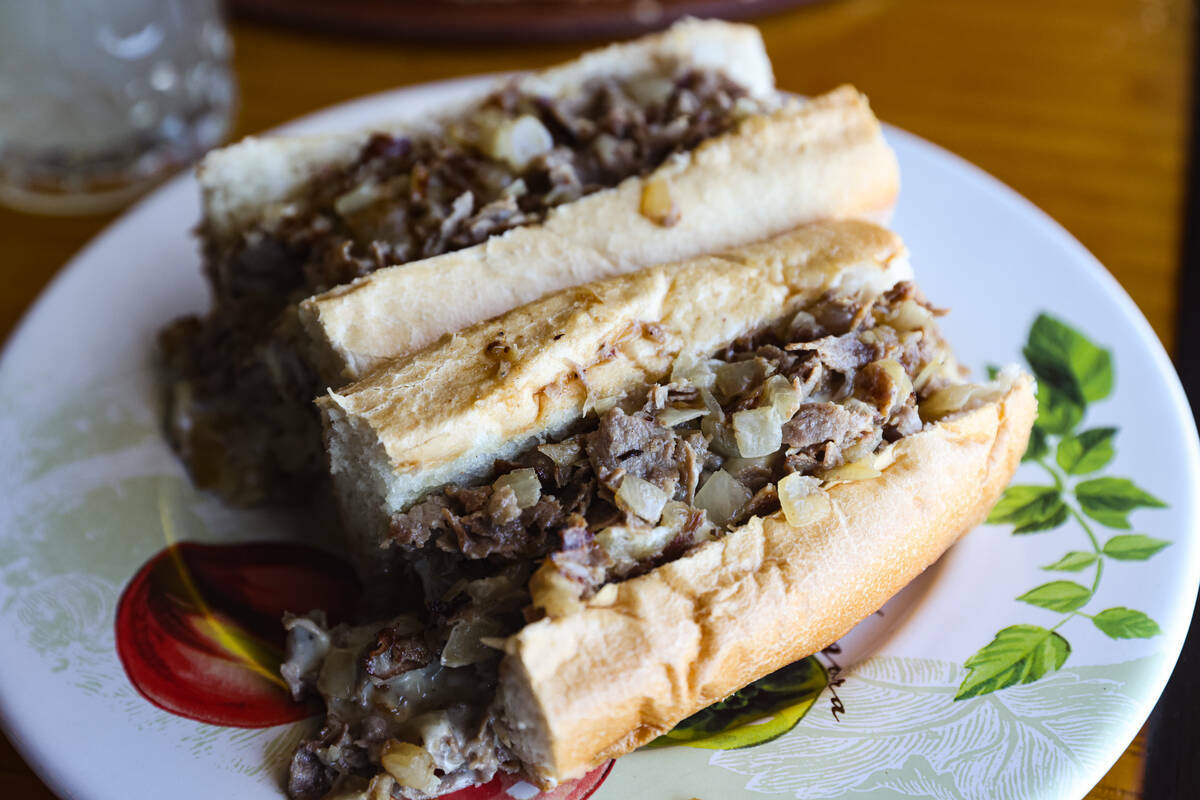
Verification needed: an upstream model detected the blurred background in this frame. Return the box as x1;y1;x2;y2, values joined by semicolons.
0;0;1194;797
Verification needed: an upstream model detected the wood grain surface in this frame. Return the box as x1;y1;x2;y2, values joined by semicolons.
0;0;1191;797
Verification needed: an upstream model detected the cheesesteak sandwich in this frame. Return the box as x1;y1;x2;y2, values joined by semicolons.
281;220;1035;799
159;18;899;505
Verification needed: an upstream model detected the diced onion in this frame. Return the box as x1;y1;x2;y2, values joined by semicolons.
367;775;395;800
628;75;676;106
670;351;718;390
380;741;438;793
841;427;884;464
723;453;778;478
593;394;621;414
732;406;783;458
316;648;358;700
764;374;802;421
699;386;725;422
889;299;934;332
694;470;751;527
920;380;1008;420
538;439;582;465
501;178;528;198
441;618;502;667
843;397;879;419
875;358;914;412
616;475;669;523
913;350;950;392
701;416;741;458
486;114;553;170
874;443;899;471
493;468;540;509
657;499;716;542
777;473;830;527
715;359;765;400
918;383;977;420
657;406;706;428
658;499;690;531
788;309;819;336
596;523;678;568
820;457;883;484
333;180;383;216
640;178;680;227
650;384;669;410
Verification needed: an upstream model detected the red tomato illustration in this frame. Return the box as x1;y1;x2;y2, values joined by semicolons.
115;541;359;727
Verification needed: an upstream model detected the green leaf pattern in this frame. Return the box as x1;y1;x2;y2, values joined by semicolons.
1055;428;1116;475
955;625;1070;699
1041;551;1098;572
1016;582;1092;613
960;314;1169;700
1092;608;1162;639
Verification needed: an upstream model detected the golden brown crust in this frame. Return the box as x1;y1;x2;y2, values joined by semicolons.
318;220;911;563
497;375;1036;784
301;86;900;383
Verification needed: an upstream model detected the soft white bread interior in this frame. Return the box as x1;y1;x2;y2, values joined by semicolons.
299;86;900;383
197;18;775;245
318;220;912;568
496;368;1035;785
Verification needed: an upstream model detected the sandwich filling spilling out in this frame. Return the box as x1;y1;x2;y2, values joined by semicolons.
160;67;769;505
282;281;989;800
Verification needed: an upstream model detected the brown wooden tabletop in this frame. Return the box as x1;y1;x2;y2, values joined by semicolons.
0;0;1191;797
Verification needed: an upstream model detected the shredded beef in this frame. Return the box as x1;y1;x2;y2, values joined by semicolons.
586;408;686;492
287;722;368;800
361;625;433;680
724;458;776;493
162;68;759;506
790;333;877;374
781;403;874;449
886;403;924;440
550;518;609;587
285;283;964;800
734;484;781;526
389;482;569;560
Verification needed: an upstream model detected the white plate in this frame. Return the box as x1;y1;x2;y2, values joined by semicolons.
2;79;1198;800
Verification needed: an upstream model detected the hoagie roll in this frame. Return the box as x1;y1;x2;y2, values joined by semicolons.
281;220;1035;799
160;19;899;505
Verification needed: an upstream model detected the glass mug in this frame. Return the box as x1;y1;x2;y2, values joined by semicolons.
0;0;236;215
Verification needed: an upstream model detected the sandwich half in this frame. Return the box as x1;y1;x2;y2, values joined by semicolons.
160;18;899;505
281;220;1035;799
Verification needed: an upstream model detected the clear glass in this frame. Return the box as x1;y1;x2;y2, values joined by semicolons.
0;0;236;215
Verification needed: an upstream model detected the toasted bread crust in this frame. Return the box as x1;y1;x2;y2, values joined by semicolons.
198;18;775;243
316;217;1035;788
300;86;900;383
318;220;911;566
497;374;1035;784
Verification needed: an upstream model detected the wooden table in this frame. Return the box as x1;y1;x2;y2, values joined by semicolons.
0;0;1191;797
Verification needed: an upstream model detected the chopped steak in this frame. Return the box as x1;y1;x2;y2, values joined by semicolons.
390;485;568;560
789;333;876;374
585;408;686;492
781;402;874;450
285;283;964;800
287;724;345;800
162;68;764;506
360;625;433;680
